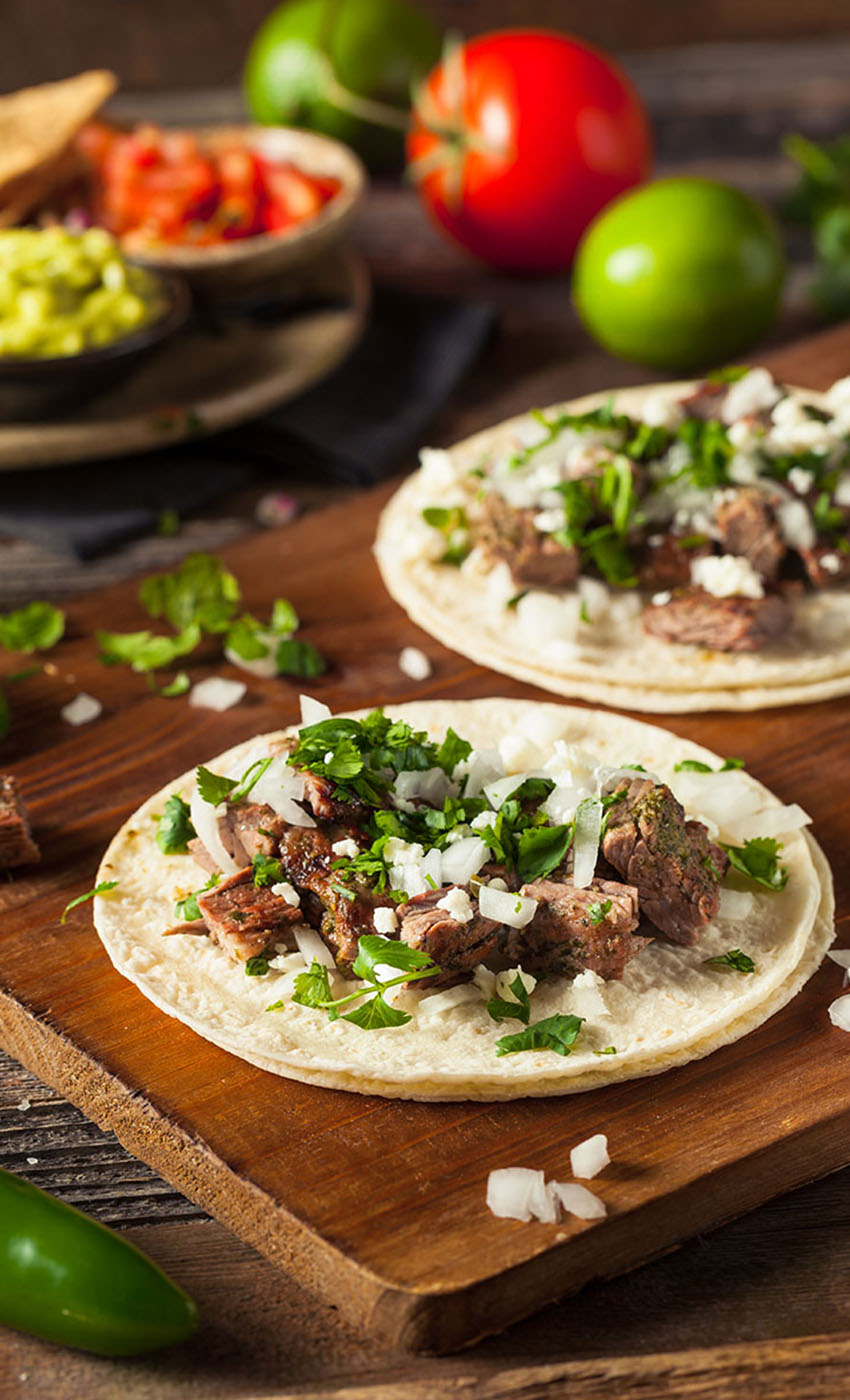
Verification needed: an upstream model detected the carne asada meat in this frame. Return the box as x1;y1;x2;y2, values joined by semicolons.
638;532;711;591
510;877;648;979
799;544;850;589
187;801;285;875
679;382;726;421
196;868;303;962
398;886;501;982
715;488;786;581
602;778;728;945
479;494;579;590
277;825;396;971
298;769;372;827
642;587;790;652
0;776;39;867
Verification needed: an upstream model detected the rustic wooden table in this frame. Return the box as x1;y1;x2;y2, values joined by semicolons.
4;38;850;1399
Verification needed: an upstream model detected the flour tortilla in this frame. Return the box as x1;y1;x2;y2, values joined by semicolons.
375;384;850;713
93;699;834;1101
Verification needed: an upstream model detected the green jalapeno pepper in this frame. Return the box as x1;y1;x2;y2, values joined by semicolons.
0;1167;198;1355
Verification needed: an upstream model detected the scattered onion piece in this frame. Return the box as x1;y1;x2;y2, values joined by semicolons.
572;798;602;889
61;692;102;726
398;645;432;681
569;1133;610;1180
189;784;240;877
189;677;246;712
294;925;335;969
300;693;331;726
478;882;537;929
828;994;850;1032
548;1181;607;1220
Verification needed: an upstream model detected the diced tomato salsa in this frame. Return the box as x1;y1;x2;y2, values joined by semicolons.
75;122;341;248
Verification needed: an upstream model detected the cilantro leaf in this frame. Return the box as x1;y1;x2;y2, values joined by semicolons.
516;823;572;884
674;757;745;773
270;598;299;634
229;756;274;803
0;601;65;654
275;638;327;678
195;765;237;806
723;837;788;891
435;727;472;774
252;853;283;887
97;625;200;674
61;880;119;923
245;955;270;976
139;553;240;634
594;1045;618;1056
156;794;196;854
486;972;531;1025
292;960;337;1019
352;934;434;981
421;504;470;565
704;948;756;974
495;1013;584;1058
160;671;190;697
342;992;412;1029
174;872;219;922
225;616;271;661
588;899;612;926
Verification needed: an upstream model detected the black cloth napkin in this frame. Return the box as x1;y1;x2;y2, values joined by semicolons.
0;284;496;559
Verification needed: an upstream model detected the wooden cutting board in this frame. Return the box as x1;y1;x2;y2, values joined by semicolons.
2;325;850;1356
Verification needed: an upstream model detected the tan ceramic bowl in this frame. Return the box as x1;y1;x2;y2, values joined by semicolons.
124;124;367;299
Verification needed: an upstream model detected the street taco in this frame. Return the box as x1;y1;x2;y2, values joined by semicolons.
93;698;833;1101
375;370;850;712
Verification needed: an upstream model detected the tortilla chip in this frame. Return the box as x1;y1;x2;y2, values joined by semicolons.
0;70;115;220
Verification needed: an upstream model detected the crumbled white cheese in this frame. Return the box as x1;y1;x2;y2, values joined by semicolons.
384;837;424;864
691;553;764;600
373;906;399;935
821;553;841;575
727;418;763;452
436;887;474;923
532;507;567;533
331;838;359;858
727;452;762;485
398;646;432;681
641;388;685;430
721;368;780;423
651;590;672;607
188;677;246;712
61;692;102;726
270;881;300;907
788;466;815;496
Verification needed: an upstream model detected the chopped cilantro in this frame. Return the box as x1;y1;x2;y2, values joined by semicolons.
674;757;745;773
704;948;756;974
139;552;240;634
723;837;788;891
245;955;270;976
706;365;751;384
291;936;441;1030
594;1045;618;1056
516;822;572;884
588;899;612;926
486;972;531;1025
174;872;219;922
495;1013;584;1058
435;727;472;774
160;671;191;697
61;880;118;923
156;794;196;854
275;637;327;678
195;756;273;807
507;590;529;610
97;625;200;674
0;602;64;654
252;853;283;887
422;504;470;565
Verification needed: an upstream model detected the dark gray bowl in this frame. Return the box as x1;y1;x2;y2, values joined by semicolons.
0;272;191;422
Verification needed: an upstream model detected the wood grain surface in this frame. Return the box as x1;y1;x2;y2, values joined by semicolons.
1;325;850;1359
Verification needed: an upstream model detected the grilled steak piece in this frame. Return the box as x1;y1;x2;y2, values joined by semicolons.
602;778;728;945
277;825;395;971
298;769;372;827
715;488;786;581
479;494;579;590
398;886;501;982
638;532;711;591
187;801;278;876
0;776;39;867
679;382;726;420
799;544;850;588
642;587;790;652
196;869;302;962
511;877;648;978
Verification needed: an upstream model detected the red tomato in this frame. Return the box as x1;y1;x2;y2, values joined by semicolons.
262;164;324;223
407;31;651;272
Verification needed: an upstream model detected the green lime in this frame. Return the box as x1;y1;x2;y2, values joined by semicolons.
572;177;786;370
243;0;441;172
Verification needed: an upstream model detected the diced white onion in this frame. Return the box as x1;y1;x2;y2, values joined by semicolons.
542;785;583;825
483;771;545;809
398;646;432;681
456;749;505;797
776;498;816;552
716;887;755;921
827;949;850;969
189;784;240;877
393;767;456;809
828;994;850;1032
61;693;102;726
572;798;602;889
300;694;331;726
595;765;660;796
499;732;543;772
189;677;246;712
577;575;610;623
486;1168;551;1223
570;1134;610;1180
439;836;490;886
568;968;610;1019
294;925;335;969
250;755;316;828
516;590;581;645
478;883;537;929
548;1181;607;1220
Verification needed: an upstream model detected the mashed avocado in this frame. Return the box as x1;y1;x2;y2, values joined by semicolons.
0;227;166;358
